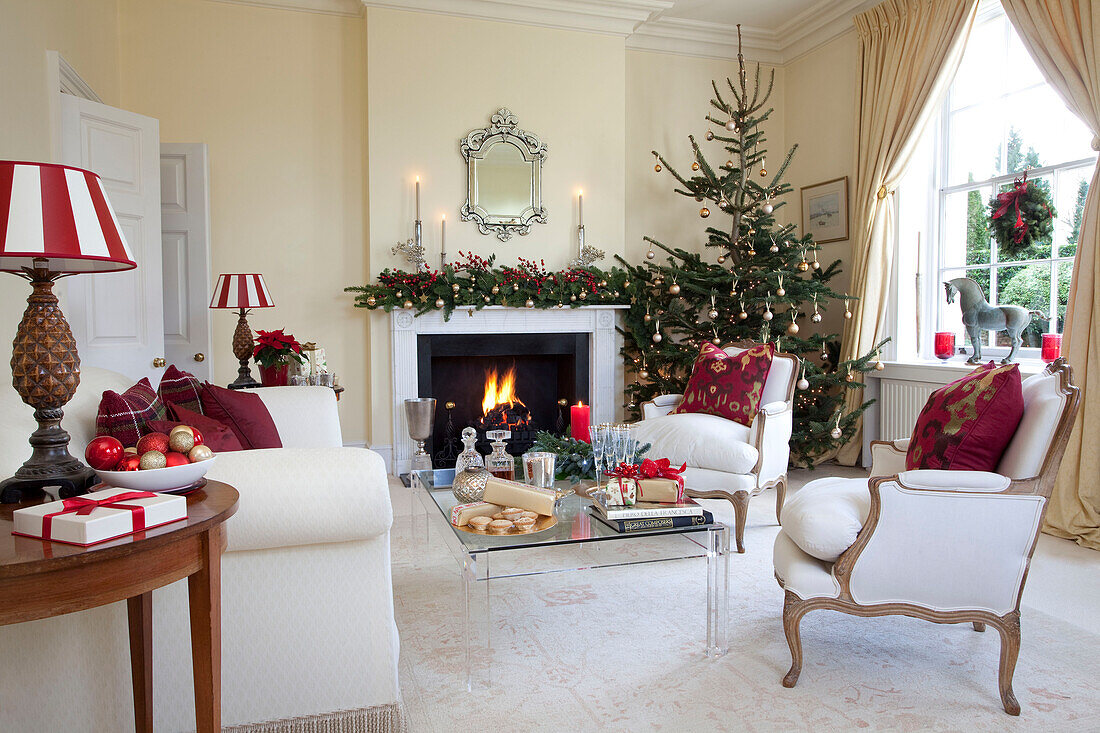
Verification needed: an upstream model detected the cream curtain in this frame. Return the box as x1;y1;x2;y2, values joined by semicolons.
834;0;980;465
1001;0;1100;549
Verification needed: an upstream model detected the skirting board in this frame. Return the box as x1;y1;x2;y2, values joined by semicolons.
369;444;393;474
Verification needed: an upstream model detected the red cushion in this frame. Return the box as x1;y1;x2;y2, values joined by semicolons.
148;402;244;452
672;342;774;426
905;362;1024;471
158;365;205;415
95;378;169;448
201;383;282;450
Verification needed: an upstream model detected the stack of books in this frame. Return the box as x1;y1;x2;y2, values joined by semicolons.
590;493;713;533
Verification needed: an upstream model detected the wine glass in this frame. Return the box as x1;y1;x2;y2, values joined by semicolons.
612;424;630;470
619;423;638;466
591;423;610;493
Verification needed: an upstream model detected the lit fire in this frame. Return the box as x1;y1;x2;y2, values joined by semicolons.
482;365;525;416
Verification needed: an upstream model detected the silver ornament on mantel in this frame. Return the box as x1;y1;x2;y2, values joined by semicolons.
452;466;491;503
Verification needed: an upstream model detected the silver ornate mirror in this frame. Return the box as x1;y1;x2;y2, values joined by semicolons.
461;109;547;241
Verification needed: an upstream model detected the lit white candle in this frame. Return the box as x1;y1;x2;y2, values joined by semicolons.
415;176;421;221
578;190;584;227
441;214;446;252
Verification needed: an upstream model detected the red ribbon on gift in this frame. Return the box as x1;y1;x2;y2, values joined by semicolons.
639;458;687;494
40;491;155;541
992;172;1031;244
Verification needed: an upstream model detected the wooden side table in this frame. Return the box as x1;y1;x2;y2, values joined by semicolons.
0;481;239;733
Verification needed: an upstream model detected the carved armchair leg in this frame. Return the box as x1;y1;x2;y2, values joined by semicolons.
994;612;1022;715
972;621;986;632
731;490;749;554
774;477;787;525
781;590;807;688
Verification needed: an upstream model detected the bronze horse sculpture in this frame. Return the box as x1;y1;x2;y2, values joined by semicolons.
944;277;1038;364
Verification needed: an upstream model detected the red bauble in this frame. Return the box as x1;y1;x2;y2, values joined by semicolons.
119;454;142;472
165;451;190;467
136;432;170;455
85;436;124;471
190;428;204;447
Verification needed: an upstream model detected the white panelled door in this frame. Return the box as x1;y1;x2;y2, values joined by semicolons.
160;144;212;382
60;94;164;382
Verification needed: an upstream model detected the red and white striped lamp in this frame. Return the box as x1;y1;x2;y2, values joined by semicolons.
209;273;275;389
0;161;137;502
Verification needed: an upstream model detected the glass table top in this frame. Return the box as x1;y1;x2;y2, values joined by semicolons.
411;468;717;554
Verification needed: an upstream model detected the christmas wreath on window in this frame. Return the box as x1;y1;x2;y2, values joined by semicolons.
987;172;1056;259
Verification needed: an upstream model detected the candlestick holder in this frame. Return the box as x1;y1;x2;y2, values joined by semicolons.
392;219;427;270
404;397;436;471
569;224;605;268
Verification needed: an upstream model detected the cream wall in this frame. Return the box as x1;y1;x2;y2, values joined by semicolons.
0;0;122;361
365;7;626;446
116;0;371;443
783;31;860;338
626;50;787;263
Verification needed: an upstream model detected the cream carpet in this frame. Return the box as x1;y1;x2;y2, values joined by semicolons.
390;469;1100;731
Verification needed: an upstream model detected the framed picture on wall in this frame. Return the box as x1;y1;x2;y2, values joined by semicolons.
801;176;849;243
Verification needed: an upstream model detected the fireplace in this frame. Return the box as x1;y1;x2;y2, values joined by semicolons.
390;305;623;475
417;333;589;466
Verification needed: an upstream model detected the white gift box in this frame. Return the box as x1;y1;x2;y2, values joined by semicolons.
605;478;637;507
12;487;188;546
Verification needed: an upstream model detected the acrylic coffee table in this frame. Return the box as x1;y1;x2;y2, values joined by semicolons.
411;469;730;690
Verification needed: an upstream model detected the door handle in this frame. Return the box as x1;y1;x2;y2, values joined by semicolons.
153;357;167;368
193;353;206;362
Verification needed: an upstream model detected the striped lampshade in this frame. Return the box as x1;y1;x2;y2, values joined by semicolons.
209;273;275;309
0;160;136;274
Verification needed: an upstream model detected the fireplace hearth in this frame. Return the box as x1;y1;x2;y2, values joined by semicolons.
418;333;588;467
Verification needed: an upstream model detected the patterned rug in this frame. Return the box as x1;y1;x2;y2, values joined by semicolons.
390;478;1100;732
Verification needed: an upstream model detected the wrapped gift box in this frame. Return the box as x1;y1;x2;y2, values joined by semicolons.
637;478;683;503
605;478;637;507
12;487;188;546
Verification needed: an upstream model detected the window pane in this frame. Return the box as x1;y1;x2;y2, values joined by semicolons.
942;268;993;348
994;175;1054;264
994;262;1050;346
944;187;992;268
948;106;1003;184
950;15;1006;111
1005;85;1093;170
1055;260;1072;333
1056;166;1091;258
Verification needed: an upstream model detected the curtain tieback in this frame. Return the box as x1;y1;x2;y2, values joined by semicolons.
876;185;892;200
1092;135;1099;152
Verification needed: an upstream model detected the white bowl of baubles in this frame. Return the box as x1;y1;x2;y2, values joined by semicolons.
86;425;216;492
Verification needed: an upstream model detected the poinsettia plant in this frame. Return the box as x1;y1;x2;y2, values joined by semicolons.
253;329;304;368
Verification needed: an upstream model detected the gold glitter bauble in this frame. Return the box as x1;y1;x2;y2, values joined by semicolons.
770;244;780;253
452;283;461;292
875;361;885;371
699;207;710;218
639;370;649;380
708;308;718;319
776;287;786;297
759;167;767;177
579;291;587;300
747;248;756;257
669;283;680;295
366;296;376;306
797;261;810;272
787;322;799;335
654;163;662;172
403;300;413;309
643;313;652;322
738;311;748;320
435;298;445;308
717;255;726;264
845;372;855;382
570;294;577;302
513;283;520;291
491;285;499;294
844;310;853;319
525;299;534;308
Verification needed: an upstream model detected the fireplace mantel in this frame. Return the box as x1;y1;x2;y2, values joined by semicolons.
391;305;626;475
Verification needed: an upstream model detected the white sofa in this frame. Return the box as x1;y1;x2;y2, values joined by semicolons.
633;344;799;553
0;367;404;732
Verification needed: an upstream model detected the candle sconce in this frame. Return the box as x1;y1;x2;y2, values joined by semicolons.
569;223;605;268
392;219;427;271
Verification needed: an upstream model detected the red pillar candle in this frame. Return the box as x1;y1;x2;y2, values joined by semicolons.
570;402;591;442
1041;333;1062;363
934;331;956;360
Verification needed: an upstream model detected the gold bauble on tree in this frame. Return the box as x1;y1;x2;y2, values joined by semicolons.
787;321;799;335
435;298;445;308
669;283;680;295
366;295;376;307
699;206;710;218
797;260;809;272
691;161;700;171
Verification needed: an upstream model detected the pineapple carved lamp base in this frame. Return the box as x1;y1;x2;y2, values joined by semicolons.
229;308;260;389
1;276;97;504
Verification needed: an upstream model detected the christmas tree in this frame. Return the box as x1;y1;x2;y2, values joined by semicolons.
619;26;887;468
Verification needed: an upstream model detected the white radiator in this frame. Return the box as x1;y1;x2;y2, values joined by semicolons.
878;379;942;441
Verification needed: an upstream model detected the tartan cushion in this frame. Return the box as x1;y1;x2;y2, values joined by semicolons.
95;377;170;448
905;362;1024;471
157;365;205;415
672;342;774;426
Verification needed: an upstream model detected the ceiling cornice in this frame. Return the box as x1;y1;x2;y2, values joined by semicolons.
359;0;675;37
776;0;879;64
625;17;781;64
207;0;364;16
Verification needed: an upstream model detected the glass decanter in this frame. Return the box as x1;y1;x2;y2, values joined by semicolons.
454;427;485;474
484;430;515;481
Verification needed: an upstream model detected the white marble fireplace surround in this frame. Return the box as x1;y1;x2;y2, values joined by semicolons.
391;305;626;475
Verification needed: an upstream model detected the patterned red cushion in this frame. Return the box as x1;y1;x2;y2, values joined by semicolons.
672;342;774;426
95;378;170;448
157;365;204;415
905;362;1024;471
201;383;282;450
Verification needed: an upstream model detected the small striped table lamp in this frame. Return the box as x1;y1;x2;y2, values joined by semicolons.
0;160;136;503
209;273;274;389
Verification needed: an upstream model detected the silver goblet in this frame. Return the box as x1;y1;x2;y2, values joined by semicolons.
404;398;437;471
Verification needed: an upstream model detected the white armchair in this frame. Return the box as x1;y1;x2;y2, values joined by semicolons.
633;343;799;553
773;360;1079;715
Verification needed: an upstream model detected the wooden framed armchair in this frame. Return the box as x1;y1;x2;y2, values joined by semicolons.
773;359;1079;715
633;342;799;553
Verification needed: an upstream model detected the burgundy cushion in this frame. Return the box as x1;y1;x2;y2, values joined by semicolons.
905;362;1024;471
95;378;169;448
201;383;282;450
148;402;244;453
157;365;205;415
672;342;774;426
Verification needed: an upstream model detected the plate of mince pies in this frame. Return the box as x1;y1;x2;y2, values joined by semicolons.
458;508;558;535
